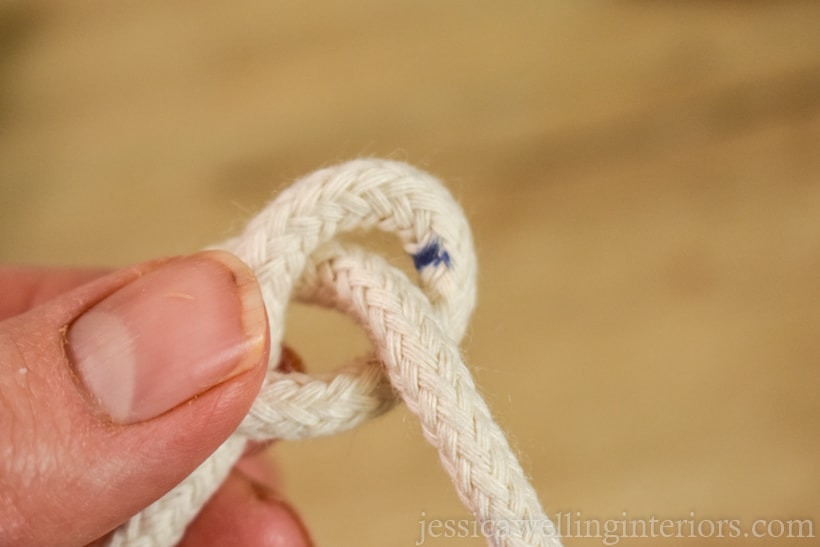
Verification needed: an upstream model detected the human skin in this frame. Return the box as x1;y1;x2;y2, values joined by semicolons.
0;255;312;546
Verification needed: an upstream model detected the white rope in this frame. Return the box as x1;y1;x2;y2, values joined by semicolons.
108;159;561;547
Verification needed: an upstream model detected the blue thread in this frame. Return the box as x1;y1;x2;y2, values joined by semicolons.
412;239;452;270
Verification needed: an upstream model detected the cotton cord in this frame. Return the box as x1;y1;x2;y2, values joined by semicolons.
109;159;561;547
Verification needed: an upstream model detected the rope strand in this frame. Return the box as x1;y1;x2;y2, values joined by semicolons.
109;159;561;547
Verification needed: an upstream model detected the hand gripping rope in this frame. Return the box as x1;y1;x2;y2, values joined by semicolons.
109;159;562;547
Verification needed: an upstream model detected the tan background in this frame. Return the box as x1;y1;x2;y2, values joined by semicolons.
1;2;819;546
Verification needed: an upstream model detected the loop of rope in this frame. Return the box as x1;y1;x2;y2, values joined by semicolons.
109;159;561;547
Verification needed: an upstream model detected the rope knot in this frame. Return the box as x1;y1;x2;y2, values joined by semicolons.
111;159;561;547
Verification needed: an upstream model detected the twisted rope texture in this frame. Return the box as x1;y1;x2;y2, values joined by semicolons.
109;159;561;547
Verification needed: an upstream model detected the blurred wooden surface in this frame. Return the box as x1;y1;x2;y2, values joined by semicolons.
2;2;819;545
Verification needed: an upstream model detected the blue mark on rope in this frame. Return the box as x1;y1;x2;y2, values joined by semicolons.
412;239;452;270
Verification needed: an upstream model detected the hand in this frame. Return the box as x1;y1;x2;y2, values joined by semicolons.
0;252;312;546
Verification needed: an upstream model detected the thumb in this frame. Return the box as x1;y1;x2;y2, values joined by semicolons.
0;251;269;546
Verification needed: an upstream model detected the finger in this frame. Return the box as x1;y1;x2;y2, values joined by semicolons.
0;266;111;320
0;251;269;546
178;467;312;547
236;446;283;493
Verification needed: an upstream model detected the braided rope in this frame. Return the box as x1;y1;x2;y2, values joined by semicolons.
109;159;561;547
